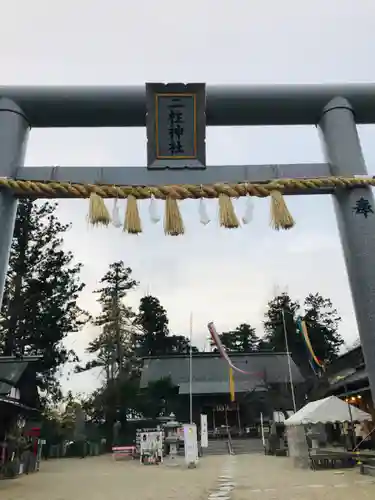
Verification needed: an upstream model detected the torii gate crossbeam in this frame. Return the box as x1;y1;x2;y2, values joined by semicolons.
1;84;375;404
2;83;375;126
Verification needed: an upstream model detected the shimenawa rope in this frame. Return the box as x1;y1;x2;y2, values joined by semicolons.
0;176;373;235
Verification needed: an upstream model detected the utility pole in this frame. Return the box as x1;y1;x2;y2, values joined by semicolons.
281;308;297;413
189;312;193;424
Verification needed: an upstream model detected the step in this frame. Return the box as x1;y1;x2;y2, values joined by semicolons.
203;450;229;456
204;440;230;455
231;438;265;455
360;463;375;477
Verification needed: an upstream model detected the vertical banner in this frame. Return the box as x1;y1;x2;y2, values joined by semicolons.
200;414;208;448
183;423;198;465
260;413;265;447
229;366;235;402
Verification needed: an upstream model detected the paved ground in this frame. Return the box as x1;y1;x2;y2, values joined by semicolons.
231;454;375;500
0;454;227;500
0;453;374;500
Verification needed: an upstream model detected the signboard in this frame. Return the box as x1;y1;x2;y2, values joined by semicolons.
140;431;163;463
273;411;285;423
200;414;208;448
215;404;236;412
183;423;198;465
146;82;206;169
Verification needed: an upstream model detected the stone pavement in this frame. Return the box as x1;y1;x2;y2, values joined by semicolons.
231;454;375;500
0;453;374;500
0;454;227;500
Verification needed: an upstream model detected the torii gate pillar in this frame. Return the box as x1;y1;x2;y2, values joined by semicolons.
0;98;30;307
319;97;375;398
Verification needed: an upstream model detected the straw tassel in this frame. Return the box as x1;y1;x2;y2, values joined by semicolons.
88;192;111;227
164;197;185;236
218;194;240;229
123;194;142;234
269;190;295;230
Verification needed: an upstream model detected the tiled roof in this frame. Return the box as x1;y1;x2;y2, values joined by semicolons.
0;360;29;394
140;353;304;394
329;368;367;391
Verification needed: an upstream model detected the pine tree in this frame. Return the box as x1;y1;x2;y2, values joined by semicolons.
262;292;343;376
219;323;260;352
136;295;170;356
136;295;197;356
262;293;305;367
302;293;343;363
0;200;87;402
77;261;138;379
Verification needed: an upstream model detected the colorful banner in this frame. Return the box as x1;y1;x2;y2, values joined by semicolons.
296;317;325;370
229;366;235;402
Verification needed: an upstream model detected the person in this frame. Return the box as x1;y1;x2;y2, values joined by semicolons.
357;422;372;449
23;437;33;474
355;423;363;447
112;420;121;447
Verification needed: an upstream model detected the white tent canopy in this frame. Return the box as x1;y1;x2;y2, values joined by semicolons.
285;396;372;426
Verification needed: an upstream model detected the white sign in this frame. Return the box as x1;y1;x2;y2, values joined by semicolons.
183;424;198;466
200;414;208;448
273;411;285;423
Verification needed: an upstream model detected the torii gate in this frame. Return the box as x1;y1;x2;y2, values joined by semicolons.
1;83;375;402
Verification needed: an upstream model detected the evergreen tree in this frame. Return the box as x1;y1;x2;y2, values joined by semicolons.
262;293;305;371
77;261;139;439
136;295;170;356
219;323;260;352
76;261;138;378
262;292;343;376
0;200;86;402
167;335;199;354
136;377;180;419
136;295;197;356
302;293;343;363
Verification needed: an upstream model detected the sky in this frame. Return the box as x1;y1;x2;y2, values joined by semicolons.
1;0;375;394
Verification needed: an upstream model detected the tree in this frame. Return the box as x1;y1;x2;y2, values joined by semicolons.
262;292;343;377
136;295;197;356
85;376;139;444
0;200;87;402
136;295;169;357
167;335;199;354
302;293;343;363
75;261;139;442
137;377;179;420
77;261;139;379
262;293;307;373
217;323;260;352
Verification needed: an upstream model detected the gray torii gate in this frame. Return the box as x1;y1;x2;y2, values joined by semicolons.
1;83;375;402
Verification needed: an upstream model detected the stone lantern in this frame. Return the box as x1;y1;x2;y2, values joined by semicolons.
161;413;181;459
